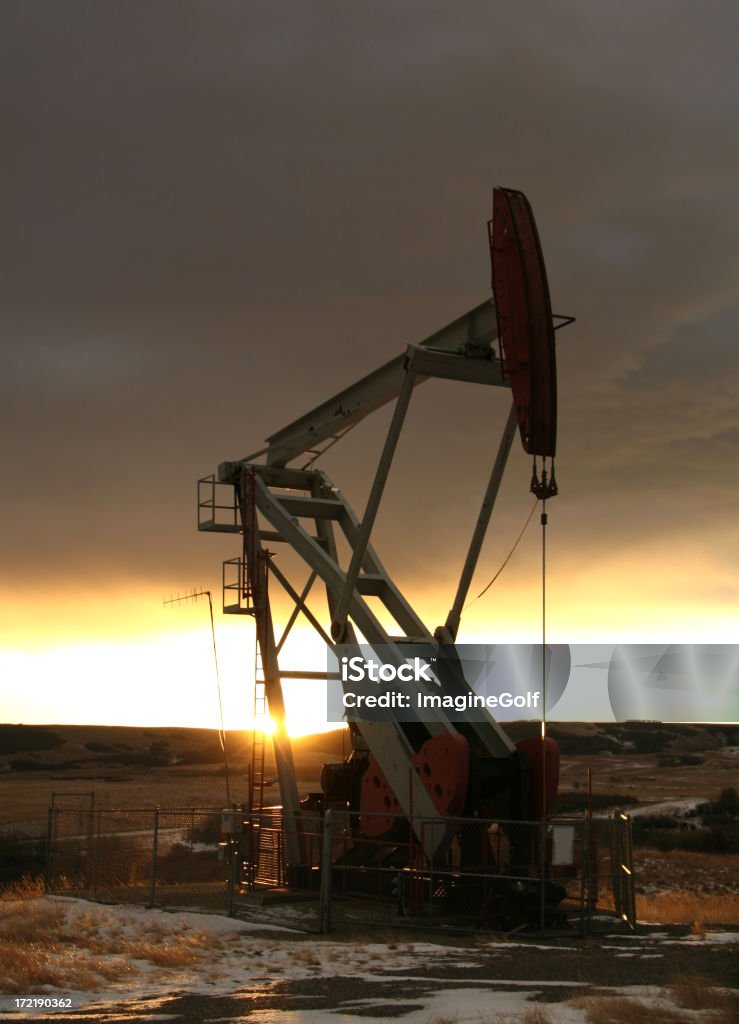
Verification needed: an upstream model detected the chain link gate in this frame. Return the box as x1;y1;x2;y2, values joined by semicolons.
46;806;231;912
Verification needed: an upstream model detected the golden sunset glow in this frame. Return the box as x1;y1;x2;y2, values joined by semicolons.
2;529;735;737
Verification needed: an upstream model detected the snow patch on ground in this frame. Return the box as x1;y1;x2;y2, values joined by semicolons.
665;930;739;945
628;797;706;817
5;896;738;1021
48;895;300;935
203;989;592;1024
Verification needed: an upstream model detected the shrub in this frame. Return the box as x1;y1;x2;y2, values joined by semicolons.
546;730;612;755
0;726;65;755
716;786;739;815
178;746;224;765
555;792;639;814
9;758;60;772
186;813;222;844
0;837;46;885
636;823;739;854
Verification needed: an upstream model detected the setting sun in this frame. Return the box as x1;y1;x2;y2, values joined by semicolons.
1;555;735;737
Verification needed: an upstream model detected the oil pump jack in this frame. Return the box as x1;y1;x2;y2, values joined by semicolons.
198;188;568;908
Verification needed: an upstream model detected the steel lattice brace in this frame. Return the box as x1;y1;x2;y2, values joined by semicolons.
201;300;524;861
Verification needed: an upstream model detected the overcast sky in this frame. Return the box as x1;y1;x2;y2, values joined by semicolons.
2;1;738;671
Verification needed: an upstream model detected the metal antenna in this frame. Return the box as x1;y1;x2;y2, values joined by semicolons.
164;588;232;805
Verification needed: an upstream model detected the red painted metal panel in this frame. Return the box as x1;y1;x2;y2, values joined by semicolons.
359;752;402;837
489;187;557;458
411;733;469;817
359;734;469;837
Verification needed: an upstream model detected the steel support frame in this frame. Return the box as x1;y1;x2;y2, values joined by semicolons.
258;300;502;468
235;470;302;865
331;357;417;641
440;401;519;642
210;300;525;861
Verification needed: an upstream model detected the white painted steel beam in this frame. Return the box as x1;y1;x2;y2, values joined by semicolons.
441;402;519;642
263;300;502;467
331;362;417;642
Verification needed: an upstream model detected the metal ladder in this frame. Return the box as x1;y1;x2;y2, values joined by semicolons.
249;643;267;815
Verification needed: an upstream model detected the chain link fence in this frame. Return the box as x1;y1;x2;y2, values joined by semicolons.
318;809;634;935
47;806;229;912
46;803;634;934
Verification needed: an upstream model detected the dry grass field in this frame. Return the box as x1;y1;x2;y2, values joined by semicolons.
0;877;218;994
1;721;736;829
0;724;348;829
564;985;738;1024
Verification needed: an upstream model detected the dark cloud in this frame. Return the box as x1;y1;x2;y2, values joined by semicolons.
1;1;737;627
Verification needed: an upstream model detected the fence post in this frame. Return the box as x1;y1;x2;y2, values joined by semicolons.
228;833;239;917
538;820;547;935
625;814;636;931
148;806;159;908
246;811;255;891
90;809;100;898
319;810;333;934
44;806;54;893
578;819;586;937
584;815;592;934
612;811;623;920
84;806;94;892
